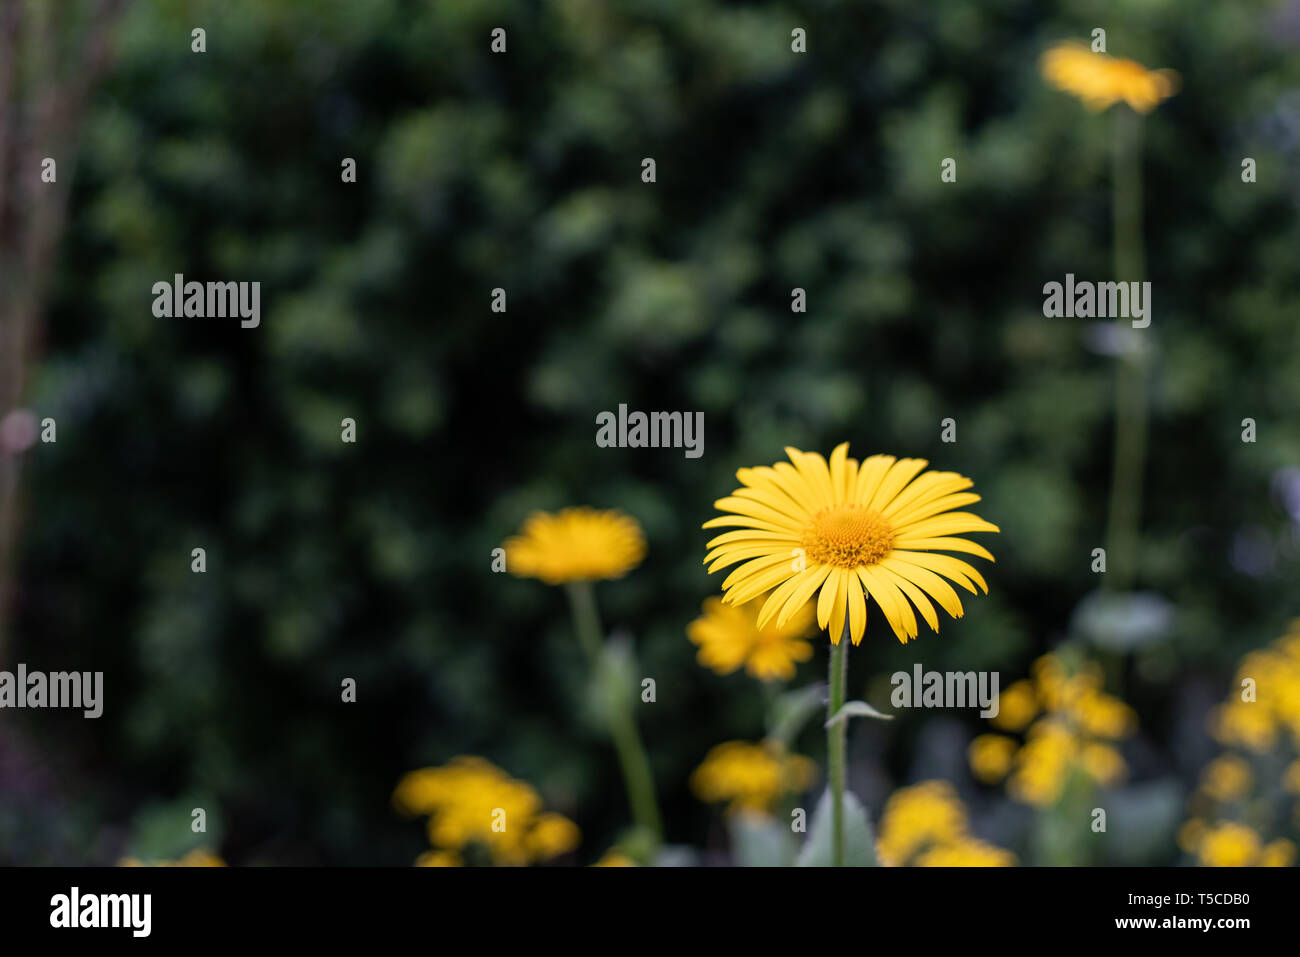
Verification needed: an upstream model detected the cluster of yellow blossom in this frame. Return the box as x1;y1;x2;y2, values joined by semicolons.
394;756;579;867
876;781;1016;867
1178;819;1294;868
119;848;226;867
687;594;815;682
968;652;1137;806
1209;621;1300;755
1179;622;1300;867
690;740;815;815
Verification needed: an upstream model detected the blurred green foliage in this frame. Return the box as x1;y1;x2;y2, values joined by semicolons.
6;0;1300;864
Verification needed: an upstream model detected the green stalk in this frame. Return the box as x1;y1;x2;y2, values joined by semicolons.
564;580;603;666
564;580;663;847
826;617;850;867
1105;105;1148;594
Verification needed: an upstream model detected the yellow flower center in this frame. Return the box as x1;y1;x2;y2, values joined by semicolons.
803;505;895;568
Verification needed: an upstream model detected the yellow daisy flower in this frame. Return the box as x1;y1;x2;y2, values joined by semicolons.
504;507;645;584
686;594;815;681
690;740;816;814
1041;42;1179;114
703;443;998;644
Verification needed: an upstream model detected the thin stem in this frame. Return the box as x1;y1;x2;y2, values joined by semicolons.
1106;106;1148;593
564;580;603;666
607;688;662;841
826;618;850;867
564;579;662;847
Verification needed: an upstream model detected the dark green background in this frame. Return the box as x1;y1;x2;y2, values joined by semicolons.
4;0;1298;865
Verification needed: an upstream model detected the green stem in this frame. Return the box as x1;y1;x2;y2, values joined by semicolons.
827;619;850;867
607;691;662;841
1105;106;1148;593
564;580;662;847
564;580;603;666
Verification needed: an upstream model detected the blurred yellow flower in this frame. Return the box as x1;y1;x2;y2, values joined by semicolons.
687;594;815;681
690;740;815;814
975;653;1136;807
1284;760;1300;796
704;443;997;644
914;836;1017;868
1199;755;1253;803
989;679;1038;732
1041;42;1179;113
503;507;645;584
1180;622;1300;867
592;849;637;867
415;850;461;867
394;756;579;866
526;812;582;860
1196;822;1262;867
1008;720;1077;806
968;733;1017;784
1261;839;1297;868
1211;620;1300;754
120;848;226;867
877;780;1015;866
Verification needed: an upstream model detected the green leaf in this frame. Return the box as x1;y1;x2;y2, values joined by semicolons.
766;682;826;746
823;699;893;727
795;787;877;866
728;810;792;867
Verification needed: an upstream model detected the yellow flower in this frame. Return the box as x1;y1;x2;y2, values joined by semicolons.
1070;689;1137;740
1197;822;1261;867
1199;755;1253;803
415;849;461;867
876;781;969;866
990;679;1038;732
687;594;815;681
1008;720;1075;806
703;444;997;644
1283;760;1300;795
526;812;581;860
119;848;226;867
968;734;1018;784
503;507;645;584
1041;42;1179;113
877;780;1015;866
690;740;815;814
593;849;637;867
1261;839;1297;868
1079;742;1126;787
394;756;578;866
1211;701;1276;753
914;836;1017;867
